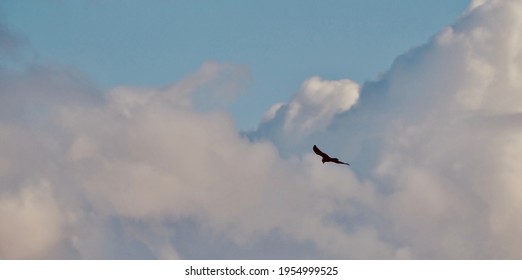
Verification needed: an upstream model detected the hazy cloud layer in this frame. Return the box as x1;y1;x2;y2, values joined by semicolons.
2;0;522;259
0;23;22;59
0;16;34;66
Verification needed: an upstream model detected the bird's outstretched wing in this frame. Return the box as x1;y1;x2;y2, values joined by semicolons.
313;145;329;158
332;158;350;165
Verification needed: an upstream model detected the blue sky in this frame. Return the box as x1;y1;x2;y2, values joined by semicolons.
2;0;468;129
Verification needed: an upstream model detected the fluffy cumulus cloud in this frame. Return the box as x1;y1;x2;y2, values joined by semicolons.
370;0;522;258
260;76;359;133
2;0;522;259
251;76;359;154
0;58;380;258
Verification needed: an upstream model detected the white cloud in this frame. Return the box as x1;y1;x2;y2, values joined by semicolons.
256;76;359;134
251;0;522;258
251;76;359;155
0;180;62;259
346;0;522;258
0;58;381;258
277;76;359;132
2;0;522;259
60;86;382;258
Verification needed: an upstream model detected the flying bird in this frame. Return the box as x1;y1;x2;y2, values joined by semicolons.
313;145;350;165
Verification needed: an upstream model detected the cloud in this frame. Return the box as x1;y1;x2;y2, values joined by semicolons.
0;23;22;58
370;0;522;258
2;0;522;259
251;0;522;258
0;53;381;258
251;76;359;155
0;180;61;258
59;74;383;258
0;17;34;66
261;76;359;133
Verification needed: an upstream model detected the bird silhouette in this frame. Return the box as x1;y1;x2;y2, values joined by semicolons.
313;145;349;165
